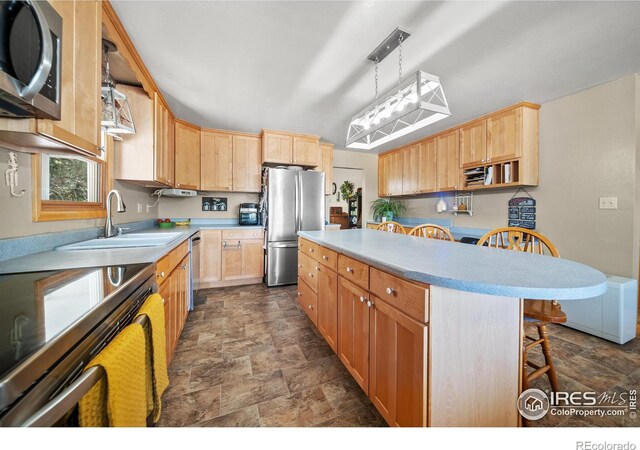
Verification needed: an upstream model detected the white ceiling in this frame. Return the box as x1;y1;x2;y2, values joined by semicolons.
111;1;640;153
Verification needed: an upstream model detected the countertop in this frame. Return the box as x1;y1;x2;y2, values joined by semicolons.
0;224;263;274
298;229;607;300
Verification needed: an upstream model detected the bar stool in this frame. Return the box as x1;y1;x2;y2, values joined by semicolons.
477;226;566;392
408;224;454;241
374;221;407;234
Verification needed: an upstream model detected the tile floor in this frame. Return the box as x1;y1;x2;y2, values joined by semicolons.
159;283;639;428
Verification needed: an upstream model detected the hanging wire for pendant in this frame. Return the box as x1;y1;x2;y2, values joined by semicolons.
374;57;379;100
398;34;403;84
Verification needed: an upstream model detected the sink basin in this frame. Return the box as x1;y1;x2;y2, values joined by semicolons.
57;232;183;250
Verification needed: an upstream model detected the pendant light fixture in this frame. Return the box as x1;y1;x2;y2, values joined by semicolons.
346;28;450;150
101;40;135;135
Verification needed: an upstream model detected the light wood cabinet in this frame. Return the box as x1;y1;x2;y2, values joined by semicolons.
293;135;321;167
232;135;262;193
460;119;487;168
200;228;264;289
317;264;338;352
174;120;201;190
378;151;403;197
116;87;174;187
436;129;460;192
320;143;334;195
262;130;293;164
369;296;428;427
201;130;233;191
0;0;101;156
402;139;437;195
337;277;370;392
200;230;222;285
297;277;318;326
487;107;521;163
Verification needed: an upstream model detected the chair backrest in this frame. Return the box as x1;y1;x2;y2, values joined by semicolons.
408;224;454;241
374;221;407;234
476;227;559;257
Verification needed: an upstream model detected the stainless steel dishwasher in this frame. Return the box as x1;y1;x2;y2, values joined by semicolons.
189;232;200;310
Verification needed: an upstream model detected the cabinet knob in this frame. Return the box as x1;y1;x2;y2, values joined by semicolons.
308;273;313;278
346;267;353;273
487;158;491;162
322;255;328;260
298;264;302;268
386;287;396;295
309;248;314;253
298;292;302;296
315;266;319;271
359;296;365;303
482;159;486;163
156;271;165;278
367;300;373;308
308;304;313;310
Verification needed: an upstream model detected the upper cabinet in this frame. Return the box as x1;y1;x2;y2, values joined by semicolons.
293;135;321;167
115;87;174;187
174;120;201;190
319;143;334;195
0;0;102;156
378;102;539;196
200;130;261;193
261;129;321;167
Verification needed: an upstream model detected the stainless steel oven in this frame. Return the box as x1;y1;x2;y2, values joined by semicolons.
0;0;62;119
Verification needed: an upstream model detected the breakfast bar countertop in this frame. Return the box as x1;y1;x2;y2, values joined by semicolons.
298;229;607;300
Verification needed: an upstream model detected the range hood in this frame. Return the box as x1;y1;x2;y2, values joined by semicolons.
160;188;197;197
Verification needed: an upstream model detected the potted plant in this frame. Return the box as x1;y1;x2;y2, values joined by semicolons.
339;180;355;200
370;198;405;222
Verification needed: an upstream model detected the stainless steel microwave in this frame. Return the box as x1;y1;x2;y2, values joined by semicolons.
0;0;62;120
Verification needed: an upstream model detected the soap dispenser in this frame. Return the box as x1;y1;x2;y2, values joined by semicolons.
436;198;447;213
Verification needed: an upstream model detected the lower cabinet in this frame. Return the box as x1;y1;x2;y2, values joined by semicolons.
369;296;428;427
297;277;318;326
337;277;370;393
316;265;338;352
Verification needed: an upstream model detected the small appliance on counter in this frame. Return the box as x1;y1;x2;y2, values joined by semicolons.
239;203;259;225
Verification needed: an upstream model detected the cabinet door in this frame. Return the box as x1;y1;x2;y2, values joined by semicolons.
487;107;522;163
378;154;388;197
320;144;333;195
338;277;370;393
166;112;175;187
263;132;293;164
154;95;174;186
241;239;264;279
417;139;437;193
39;0;101;155
200;230;222;284
201;131;233;191
175;122;201;189
402;144;419;195
317;266;338;352
297;278;318;326
460;120;487;168
222;239;243;280
176;254;190;337
293;136;321;167
369;296;428;427
232;135;262;193
160;277;174;364
436;129;460;192
388;151;403;197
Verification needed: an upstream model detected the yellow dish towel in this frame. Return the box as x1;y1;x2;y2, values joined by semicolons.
137;293;170;423
78;323;147;427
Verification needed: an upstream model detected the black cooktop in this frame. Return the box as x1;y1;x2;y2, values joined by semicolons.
0;263;152;408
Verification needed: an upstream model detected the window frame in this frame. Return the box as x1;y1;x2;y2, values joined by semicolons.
32;151;107;222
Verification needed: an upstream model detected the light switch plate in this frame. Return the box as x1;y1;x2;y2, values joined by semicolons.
599;197;618;209
137;203;143;213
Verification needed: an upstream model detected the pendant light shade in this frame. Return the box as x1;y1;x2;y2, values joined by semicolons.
101;40;135;135
346;71;450;150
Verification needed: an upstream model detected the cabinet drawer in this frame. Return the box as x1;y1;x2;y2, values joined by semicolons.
370;268;429;323
297;277;318;325
298;238;318;259
317;245;337;271
338;254;369;290
297;251;318;292
222;228;263;240
171;240;189;266
156;240;189;285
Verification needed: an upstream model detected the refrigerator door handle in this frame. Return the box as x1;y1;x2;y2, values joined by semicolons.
296;174;303;232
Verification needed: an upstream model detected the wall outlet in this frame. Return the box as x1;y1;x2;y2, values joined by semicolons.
137;203;143;213
599;197;618;210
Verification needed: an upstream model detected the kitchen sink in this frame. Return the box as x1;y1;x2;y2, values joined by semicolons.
56;232;183;250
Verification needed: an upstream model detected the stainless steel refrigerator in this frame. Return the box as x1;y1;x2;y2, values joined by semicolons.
263;168;324;286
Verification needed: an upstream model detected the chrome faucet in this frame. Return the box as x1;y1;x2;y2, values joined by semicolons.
104;189;126;238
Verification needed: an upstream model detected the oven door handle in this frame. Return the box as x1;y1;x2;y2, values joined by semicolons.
21;365;105;427
18;0;54;101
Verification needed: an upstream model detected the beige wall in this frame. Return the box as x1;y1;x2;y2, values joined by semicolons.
0;148;157;239
327;167;364;220
157;192;259;219
332;149;379;222
402;75;638;278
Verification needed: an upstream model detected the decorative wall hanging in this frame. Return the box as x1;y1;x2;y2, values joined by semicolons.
508;188;536;229
202;197;227;212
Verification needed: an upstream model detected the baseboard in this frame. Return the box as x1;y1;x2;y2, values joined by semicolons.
198;277;264;289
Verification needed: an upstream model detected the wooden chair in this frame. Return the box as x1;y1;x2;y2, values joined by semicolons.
477;226;566;393
408;224;454;241
374;221;407;234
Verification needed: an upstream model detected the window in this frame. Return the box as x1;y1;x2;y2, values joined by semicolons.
32;134;108;221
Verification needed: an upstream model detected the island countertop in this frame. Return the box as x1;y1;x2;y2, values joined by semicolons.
298;229;607;300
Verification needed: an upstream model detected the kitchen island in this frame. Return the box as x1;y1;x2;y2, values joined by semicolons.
296;229;606;427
